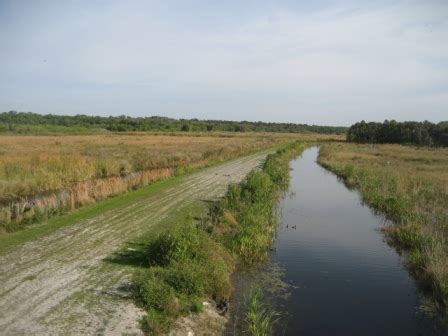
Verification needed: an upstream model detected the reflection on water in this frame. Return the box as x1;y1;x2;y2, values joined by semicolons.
272;147;445;336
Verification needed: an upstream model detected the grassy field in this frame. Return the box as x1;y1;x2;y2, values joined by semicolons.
318;143;448;312
0;134;275;197
0;132;339;232
0;133;275;232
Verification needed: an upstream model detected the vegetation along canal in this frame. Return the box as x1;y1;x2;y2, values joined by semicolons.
271;147;445;335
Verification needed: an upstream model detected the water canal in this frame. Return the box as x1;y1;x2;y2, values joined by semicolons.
269;147;444;335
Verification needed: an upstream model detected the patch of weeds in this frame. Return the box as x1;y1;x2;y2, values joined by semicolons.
245;287;279;336
133;222;234;333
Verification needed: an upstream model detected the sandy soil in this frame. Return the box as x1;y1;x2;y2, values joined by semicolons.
0;152;268;335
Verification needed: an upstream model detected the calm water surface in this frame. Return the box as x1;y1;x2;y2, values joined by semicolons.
272;147;445;335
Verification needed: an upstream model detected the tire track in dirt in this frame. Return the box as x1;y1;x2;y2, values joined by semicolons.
0;151;269;335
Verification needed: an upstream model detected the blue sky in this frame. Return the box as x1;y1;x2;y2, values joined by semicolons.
0;0;447;125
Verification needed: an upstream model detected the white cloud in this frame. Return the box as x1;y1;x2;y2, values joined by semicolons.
0;0;447;124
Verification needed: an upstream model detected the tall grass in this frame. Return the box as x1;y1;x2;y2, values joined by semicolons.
0;134;278;197
222;142;305;264
0;134;280;232
133;142;305;334
245;288;279;336
318;143;448;313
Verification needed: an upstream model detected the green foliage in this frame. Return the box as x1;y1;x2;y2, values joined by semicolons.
0;111;347;134
190;300;203;313
262;146;297;189
225;142;305;264
241;171;276;204
140;308;176;334
134;270;177;312
347;120;448;146
245;288;279;336
147;224;204;266
164;261;204;295
134;222;233;332
224;184;241;210
389;226;433;253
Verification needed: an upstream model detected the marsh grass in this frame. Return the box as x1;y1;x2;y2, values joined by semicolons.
318;143;448;313
221;142;304;264
0;134;280;232
133;142;304;334
245;288;279;336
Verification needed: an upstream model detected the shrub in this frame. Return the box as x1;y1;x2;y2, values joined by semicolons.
134;269;178;313
241;171;276;204
147;224;203;266
164;261;204;296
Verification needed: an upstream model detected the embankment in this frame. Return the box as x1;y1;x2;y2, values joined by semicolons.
133;141;305;334
0;151;269;335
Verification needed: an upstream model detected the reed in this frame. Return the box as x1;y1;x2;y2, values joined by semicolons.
245;288;279;336
0;134;278;197
0;133;281;232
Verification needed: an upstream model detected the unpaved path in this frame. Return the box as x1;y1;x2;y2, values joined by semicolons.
0;152;268;335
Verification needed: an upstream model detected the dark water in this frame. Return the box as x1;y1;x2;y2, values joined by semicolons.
271;147;446;336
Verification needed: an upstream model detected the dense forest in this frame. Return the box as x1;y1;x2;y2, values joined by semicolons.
0;111;346;134
347;120;448;146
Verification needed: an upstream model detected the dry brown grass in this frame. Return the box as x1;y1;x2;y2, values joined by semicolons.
321;143;448;186
0;132;341;198
0;134;265;197
0;133;285;231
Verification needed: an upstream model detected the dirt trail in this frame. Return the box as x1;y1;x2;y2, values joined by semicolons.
0;152;268;335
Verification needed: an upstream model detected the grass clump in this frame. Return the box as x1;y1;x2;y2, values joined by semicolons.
245;288;279;336
134;223;233;334
318;143;448;313
147;223;204;267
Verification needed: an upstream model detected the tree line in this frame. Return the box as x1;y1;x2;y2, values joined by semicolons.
0;111;346;134
347;120;448;146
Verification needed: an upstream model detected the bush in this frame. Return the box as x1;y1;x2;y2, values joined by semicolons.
135;221;235;331
224;184;241;210
241;171;276;204
164;261;204;295
134;269;178;313
147;224;203;266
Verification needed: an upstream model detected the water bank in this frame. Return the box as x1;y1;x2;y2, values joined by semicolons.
234;147;446;335
272;147;445;335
